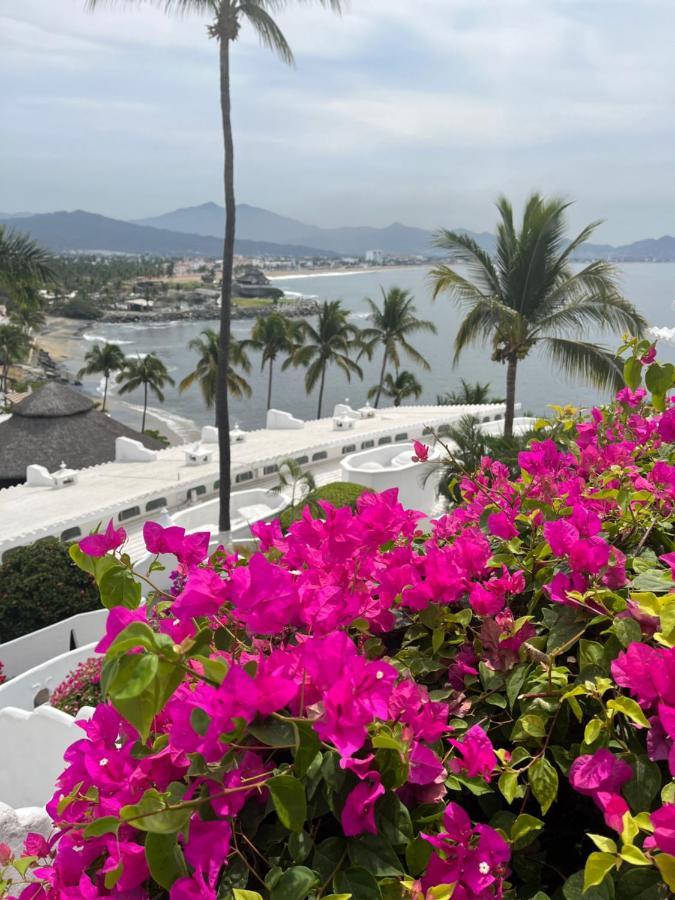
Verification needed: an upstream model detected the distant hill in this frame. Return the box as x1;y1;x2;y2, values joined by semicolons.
0;210;338;259
137;202;675;261
136;202;459;256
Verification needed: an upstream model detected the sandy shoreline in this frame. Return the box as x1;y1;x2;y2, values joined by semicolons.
267;264;429;280
34;317;195;446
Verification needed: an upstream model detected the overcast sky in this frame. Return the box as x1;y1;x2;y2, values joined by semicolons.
2;0;674;243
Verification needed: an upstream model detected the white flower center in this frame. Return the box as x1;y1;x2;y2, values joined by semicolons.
479;862;490;875
99;758;108;766
376;670;384;680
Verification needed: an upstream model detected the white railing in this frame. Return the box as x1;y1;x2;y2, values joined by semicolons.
0;643;98;711
0;609;107;679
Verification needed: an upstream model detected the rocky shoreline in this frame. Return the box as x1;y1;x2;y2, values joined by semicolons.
99;298;320;324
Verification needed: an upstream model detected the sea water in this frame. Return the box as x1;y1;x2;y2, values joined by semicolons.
69;263;675;433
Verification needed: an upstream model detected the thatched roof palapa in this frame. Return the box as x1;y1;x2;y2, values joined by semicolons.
0;382;164;489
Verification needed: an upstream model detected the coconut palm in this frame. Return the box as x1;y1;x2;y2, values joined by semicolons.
0;324;32;393
77;342;127;413
437;379;502;406
431;193;647;437
369;369;422;407
250;313;299;410
179;329;252;421
286;300;362;418
89;0;344;534
0;226;55;297
360;287;437;408
116;353;175;432
8;298;47;334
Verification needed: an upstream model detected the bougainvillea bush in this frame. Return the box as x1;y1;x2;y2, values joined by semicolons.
50;658;103;717
1;337;675;899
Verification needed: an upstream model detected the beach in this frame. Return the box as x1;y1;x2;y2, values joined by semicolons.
34;317;197;446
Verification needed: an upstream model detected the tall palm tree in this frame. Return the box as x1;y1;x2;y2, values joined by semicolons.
369;369;423;407
179;328;252;421
116;353;175;432
0;226;55;297
77;342;127;413
286;300;362;418
89;0;344;535
360;287;437;408
0;325;32;393
431;193;647;437
250;313;299;410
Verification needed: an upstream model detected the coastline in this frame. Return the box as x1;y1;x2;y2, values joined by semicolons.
34;317;195;446
267;263;430;280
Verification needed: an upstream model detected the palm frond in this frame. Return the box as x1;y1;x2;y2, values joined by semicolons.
432;229;500;297
240;1;294;64
534;292;648;337
541;337;624;393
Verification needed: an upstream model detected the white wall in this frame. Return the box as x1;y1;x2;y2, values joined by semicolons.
0;643;97;711
0;610;106;679
341;443;438;512
0;705;92;808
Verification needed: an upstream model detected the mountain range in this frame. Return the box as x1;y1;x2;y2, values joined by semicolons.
3;203;675;261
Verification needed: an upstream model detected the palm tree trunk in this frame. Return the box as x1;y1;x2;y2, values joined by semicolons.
216;34;235;534
374;349;388;408
504;356;518;438
317;364;326;419
142;381;148;432
267;358;274;410
102;374;108;413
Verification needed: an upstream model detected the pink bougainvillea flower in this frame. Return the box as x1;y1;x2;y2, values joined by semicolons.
658;407;675;442
341;773;385;836
182;817;232;889
616;386;647;407
228;552;301;635
641;345;657;364
660;551;675;578
449;725;497;781
647;804;675;855
421;802;510;896
412;440;430;462
569;749;633;831
408;741;446;786
171;567;230;622
23;834;50;858
0;843;12;866
543;519;580;556
611;642;665;707
95;605;148;654
79;519;126;557
143;521;210;567
170;872;217;900
487;510;518;540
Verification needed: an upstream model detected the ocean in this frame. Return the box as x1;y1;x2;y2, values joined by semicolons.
68;263;675;435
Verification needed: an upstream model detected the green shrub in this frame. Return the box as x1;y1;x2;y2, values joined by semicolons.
0;537;100;642
279;481;371;529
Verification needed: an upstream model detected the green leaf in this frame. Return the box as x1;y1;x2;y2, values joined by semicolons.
611;618;642;648
654;853;675;890
120;788;191;834
268;775;307;833
10;857;38;879
108;653;159;701
607;697;651;728
375;748;409;789
190;707;211;737
83;816;120;837
376;793;413;846
106;621;159;658
106;658;182;742
233;892;264;900
98;563;142;609
511;813;544;849
615;867;662;899
563;869;615;900
249;717;296;748
405;835;432;877
269;866;319;900
323;896;352;900
312;838;346;884
623;756;661;811
584;718;605;746
347;834;403;876
619;844;650;866
624;357;642;391
498;772;520;804
584;852;616;891
333;866;382;900
294;722;321;778
104;860;123;890
529;757;559;815
145;832;186;890
588;834;617;854
630;570;674;594
506;664;531;709
288;831;313;864
645;362;675;395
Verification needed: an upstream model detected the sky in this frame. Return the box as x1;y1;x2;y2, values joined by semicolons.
1;0;674;244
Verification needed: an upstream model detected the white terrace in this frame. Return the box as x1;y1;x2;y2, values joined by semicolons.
0;402;508;558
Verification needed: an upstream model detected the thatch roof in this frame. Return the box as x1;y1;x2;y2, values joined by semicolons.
0;383;164;488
